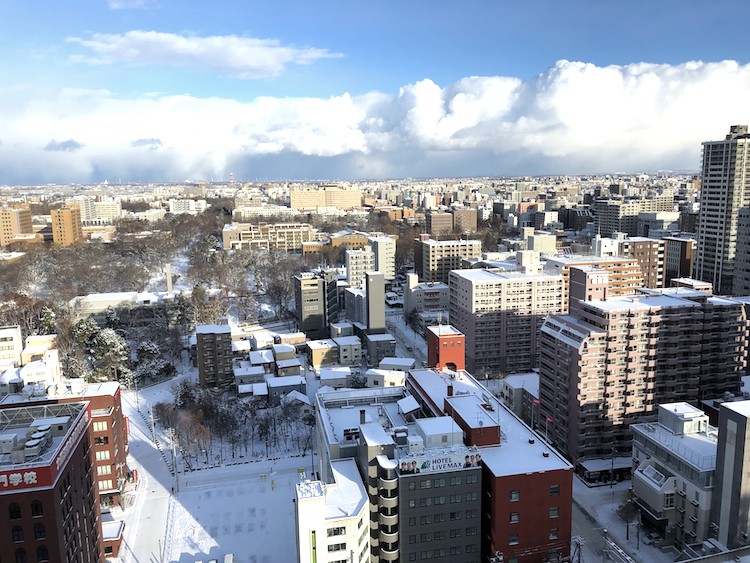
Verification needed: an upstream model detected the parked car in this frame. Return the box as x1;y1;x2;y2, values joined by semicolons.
643;532;662;545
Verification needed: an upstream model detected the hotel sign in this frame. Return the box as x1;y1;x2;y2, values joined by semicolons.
397;452;483;475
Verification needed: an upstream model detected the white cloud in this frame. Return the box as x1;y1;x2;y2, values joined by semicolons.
66;30;343;79
1;59;750;183
107;0;158;10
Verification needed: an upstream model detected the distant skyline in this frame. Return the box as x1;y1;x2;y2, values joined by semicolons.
2;1;750;184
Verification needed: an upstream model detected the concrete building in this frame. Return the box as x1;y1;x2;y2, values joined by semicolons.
594;196;674;237
631;403;716;548
450;253;565;374
452;208;478;233
694;126;750;294
0;207;33;248
294;459;369;563
543;255;643;313
403;274;449;316
93;201;123;221
51;205;84;247
535;210;559;230
0;401;104;563
364;334;397;366
617;238;666;289
222;222;316;251
426;212;453;236
664;237;697;286
346;247;375;288
527;233;557;255
289;185;362;210
415;235;481;285
733;208;750;296
637;211;681;237
498;373;540;428
712;400;750;549
0;325;23;368
196;324;233;388
168;199;206;215
294;270;340;340
539;274;748;467
65;196;96;222
369;237;396;281
366;271;386;335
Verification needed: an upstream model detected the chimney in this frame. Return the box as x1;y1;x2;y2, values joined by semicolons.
447;383;453;397
166;263;173;295
360;409;366;424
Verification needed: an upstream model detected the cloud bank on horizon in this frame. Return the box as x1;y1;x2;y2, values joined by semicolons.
1;59;749;184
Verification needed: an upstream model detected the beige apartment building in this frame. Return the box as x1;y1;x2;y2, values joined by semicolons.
594;196;674;237
51;205;84;246
539;271;748;465
222;222;316;251
543;255;643;313
617;237;666;289
0;207;32;247
289;185;361;210
425;211;453;236
414;234;481;284
450;252;565;374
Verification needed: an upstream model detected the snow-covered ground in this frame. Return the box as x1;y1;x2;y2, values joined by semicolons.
146;249;193;294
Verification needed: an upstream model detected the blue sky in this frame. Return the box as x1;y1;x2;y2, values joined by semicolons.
2;0;750;184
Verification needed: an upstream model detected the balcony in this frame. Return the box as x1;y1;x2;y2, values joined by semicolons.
380;545;399;561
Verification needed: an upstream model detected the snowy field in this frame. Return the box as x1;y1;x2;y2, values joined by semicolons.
165;459;307;563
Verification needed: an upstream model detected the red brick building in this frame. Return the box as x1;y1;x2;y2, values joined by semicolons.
0;401;103;563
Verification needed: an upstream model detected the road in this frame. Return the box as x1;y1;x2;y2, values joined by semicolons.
572;498;608;563
385;311;426;365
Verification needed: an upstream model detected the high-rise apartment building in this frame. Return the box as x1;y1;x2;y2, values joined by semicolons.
415;235;481;284
733;208;750;295
0;207;33;248
712;401;750;549
65;196;96;222
543;256;643;313
663;237;697;286
196;324;233;387
294;270;339;340
426;212;453;236
51;205;84;247
369;237;396;281
539;275;748;465
345;247;375;288
694;125;750;294
617;238;666;289
450;252;564;374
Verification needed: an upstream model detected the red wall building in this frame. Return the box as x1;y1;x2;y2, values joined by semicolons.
426;325;465;371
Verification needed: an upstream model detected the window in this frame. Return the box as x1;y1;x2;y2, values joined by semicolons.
408;482;416;491
94;437;109;446
410;535;417;544
420;550;432;559
550;506;559;518
550;485;560;496
408;517;416;526
15;549;27;563
37;546;49;563
510;512;519;523
420;498;432;507
434;531;445;540
10;502;21;520
99;480;113;490
466;509;477;518
434;496;445;505
450;477;462;486
434;513;445;523
466;544;478;553
327;543;346;552
510;490;520;501
409;500;416;508
409;555;417;562
434;478;445;487
450;511;462;521
30;500;43;517
93;421;108;432
12;526;24;542
420;516;432;525
664;493;675;508
95;450;110;461
420;533;432;542
420;479;432;489
327;527;345;537
450;494;461;503
509;534;519;545
465;527;477;536
465;492;477;501
358;518;363;529
509;557;519;563
97;465;112;476
450;547;462;556
466;474;478;484
450;529;462;538
549;528;559;540
34;524;45;540
549;549;559;560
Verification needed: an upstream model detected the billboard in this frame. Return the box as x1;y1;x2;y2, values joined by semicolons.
397;452;482;475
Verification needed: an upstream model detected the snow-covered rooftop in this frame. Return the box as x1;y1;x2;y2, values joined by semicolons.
365;333;396;342
264;375;305;388
196;324;231;334
276;358;302;369
380;357;416;368
502;373;539;397
724;399;750;417
249;350;274;365
333;336;360;346
307;339;336;350
427;325;463;337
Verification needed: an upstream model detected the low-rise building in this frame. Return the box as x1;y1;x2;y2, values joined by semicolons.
403;274;449;316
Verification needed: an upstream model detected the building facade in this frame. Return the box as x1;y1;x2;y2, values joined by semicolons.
403;274;449;316
346;247;375;289
369;237;396;281
694;126;750;294
426;212;453;236
196;324;233;387
664;237;697;286
0;207;33;248
415;235;481;285
617;238;666;289
51;206;84;247
222;222;316;251
449;267;564;375
294;270;340;340
539;278;748;466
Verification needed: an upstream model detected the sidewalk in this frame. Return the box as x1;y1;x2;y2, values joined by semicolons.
573;476;675;563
